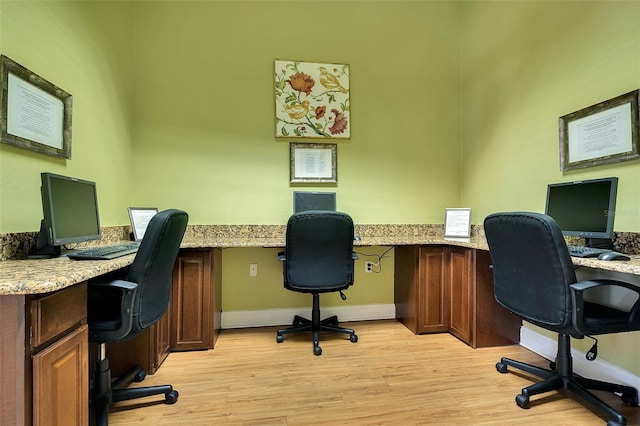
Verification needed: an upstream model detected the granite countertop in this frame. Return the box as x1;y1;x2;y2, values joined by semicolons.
2;224;639;296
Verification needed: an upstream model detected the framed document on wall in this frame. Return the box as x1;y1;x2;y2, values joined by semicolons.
0;55;73;159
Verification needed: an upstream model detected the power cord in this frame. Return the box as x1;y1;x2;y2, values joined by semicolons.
355;246;394;273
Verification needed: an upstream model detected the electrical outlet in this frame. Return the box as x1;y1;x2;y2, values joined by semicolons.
365;261;374;273
249;263;258;277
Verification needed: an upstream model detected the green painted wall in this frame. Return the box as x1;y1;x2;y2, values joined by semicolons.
0;1;135;232
460;1;640;375
461;1;640;232
130;1;462;225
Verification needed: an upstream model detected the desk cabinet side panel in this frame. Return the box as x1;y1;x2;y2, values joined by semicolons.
448;247;472;345
417;247;449;334
473;250;521;348
171;249;214;351
394;246;419;333
0;295;26;426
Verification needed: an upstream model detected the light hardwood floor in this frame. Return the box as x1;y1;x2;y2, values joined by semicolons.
107;320;639;425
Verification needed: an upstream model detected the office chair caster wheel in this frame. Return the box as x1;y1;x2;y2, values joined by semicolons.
515;394;530;409
164;390;179;404
133;370;146;382
276;334;284;343
350;334;358;343
314;346;322;356
496;362;508;373
621;391;638;406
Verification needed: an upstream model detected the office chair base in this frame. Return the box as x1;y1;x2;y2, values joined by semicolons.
276;294;357;356
91;358;179;426
496;334;638;426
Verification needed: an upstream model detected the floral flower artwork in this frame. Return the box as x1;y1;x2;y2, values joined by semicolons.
275;60;350;139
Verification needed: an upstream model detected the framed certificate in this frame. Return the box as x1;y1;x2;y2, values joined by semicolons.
1;55;73;159
444;208;472;239
128;207;158;241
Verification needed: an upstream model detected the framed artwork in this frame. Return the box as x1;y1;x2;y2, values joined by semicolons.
0;55;73;159
444;208;471;239
290;142;337;183
275;60;350;139
559;90;639;171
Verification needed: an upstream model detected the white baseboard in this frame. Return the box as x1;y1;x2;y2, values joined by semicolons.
520;326;640;390
221;303;396;329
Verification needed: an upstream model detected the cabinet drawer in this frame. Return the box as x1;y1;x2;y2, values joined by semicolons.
30;283;87;349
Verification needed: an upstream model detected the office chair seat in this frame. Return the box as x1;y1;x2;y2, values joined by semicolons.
485;212;640;426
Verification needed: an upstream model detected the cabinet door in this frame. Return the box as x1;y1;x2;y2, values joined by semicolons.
417;246;449;333
448;247;473;344
33;324;89;426
171;249;214;350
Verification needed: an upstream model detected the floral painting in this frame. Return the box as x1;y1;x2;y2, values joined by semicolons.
275;60;350;139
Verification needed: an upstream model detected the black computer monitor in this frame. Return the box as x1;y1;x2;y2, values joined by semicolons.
293;191;336;213
545;177;618;248
31;172;101;258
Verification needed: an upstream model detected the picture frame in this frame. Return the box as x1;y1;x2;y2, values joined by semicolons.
275;60;350;139
128;207;158;241
290;142;337;183
559;90;639;171
444;208;472;239
0;55;73;159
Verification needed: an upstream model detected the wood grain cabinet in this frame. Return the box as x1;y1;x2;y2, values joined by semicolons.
30;283;89;426
170;248;222;351
104;248;222;376
395;245;520;348
394;245;449;334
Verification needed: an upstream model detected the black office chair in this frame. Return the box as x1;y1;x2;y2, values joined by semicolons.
88;209;188;426
484;212;640;426
276;211;358;356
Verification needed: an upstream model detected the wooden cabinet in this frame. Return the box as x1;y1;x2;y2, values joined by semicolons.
103;248;222;377
33;325;88;426
170;248;221;351
102;310;170;377
395;245;449;334
448;247;472;344
29;283;89;426
395;246;520;348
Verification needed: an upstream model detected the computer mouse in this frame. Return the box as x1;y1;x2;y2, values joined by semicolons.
597;251;631;261
354;234;361;241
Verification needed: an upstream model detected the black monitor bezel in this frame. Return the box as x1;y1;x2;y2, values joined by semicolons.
40;172;101;247
293;191;337;214
544;176;618;240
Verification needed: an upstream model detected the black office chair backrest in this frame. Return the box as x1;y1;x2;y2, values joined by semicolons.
285;210;355;293
484;212;578;331
125;209;188;332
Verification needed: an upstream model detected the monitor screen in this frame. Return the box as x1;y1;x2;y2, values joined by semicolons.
293;191;336;213
545;177;618;241
40;172;101;247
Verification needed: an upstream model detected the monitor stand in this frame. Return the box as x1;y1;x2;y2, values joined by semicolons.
585;237;613;250
27;220;61;259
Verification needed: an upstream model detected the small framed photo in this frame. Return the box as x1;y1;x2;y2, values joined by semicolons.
444;208;472;239
559;90;639;171
1;55;73;159
290;142;337;183
128;207;158;241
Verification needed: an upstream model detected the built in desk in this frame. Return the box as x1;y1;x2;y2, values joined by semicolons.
2;226;639;426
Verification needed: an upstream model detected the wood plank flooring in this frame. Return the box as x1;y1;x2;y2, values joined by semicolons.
107;320;640;425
